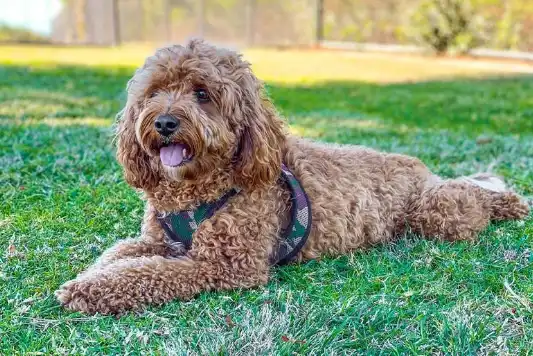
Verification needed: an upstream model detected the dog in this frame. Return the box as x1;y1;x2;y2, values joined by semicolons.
55;39;530;315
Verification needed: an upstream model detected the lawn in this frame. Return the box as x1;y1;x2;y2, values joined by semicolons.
1;45;532;354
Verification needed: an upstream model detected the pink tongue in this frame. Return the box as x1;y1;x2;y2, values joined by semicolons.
160;144;185;167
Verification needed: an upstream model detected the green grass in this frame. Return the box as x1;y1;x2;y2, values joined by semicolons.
1;46;532;354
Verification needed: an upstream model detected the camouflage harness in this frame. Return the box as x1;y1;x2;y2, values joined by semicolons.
157;164;312;265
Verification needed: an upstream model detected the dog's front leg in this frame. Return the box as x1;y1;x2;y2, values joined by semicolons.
55;254;269;315
56;198;277;315
74;207;183;276
81;237;183;273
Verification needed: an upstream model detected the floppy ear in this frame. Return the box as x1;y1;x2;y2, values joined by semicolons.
115;103;159;190
233;79;286;191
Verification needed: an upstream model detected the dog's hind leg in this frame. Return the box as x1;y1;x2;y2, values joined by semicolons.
462;174;530;221
406;174;529;241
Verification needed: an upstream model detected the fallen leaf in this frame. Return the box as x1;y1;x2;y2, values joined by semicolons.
19;186;25;190
476;136;493;145
7;244;18;258
280;335;306;344
225;315;235;327
7;244;24;258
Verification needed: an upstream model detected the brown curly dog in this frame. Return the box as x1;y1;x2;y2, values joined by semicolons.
55;39;530;315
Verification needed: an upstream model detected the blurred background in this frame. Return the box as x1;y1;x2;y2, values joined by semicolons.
2;0;533;56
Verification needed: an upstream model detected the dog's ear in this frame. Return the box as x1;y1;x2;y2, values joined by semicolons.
115;103;159;190
233;74;285;191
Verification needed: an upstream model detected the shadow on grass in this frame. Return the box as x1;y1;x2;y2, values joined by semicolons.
1;64;532;136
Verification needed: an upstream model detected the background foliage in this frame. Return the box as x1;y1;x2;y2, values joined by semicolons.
7;0;533;53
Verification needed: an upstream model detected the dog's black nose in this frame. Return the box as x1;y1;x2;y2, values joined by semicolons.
155;115;179;136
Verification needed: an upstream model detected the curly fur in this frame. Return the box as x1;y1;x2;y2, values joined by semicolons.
55;39;530;315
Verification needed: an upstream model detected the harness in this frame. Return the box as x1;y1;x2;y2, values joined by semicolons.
157;164;312;265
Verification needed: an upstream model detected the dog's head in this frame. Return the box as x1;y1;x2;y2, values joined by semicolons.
116;40;285;192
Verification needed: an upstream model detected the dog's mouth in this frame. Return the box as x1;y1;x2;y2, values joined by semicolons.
159;143;194;167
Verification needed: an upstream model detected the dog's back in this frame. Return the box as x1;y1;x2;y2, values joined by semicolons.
283;136;431;259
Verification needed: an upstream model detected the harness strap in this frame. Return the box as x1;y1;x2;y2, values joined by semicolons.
157;164;312;265
158;188;240;249
270;165;312;265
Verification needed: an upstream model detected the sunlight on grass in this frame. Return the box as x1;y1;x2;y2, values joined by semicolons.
245;50;526;84
1;44;151;67
289;117;395;138
41;117;113;127
288;125;323;138
0;116;112;128
8;89;99;105
0;100;67;117
0;217;12;228
1;45;530;84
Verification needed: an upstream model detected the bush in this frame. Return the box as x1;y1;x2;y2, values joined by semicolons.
0;24;51;44
410;0;486;54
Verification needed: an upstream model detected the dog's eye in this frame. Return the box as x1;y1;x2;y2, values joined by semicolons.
194;89;209;103
148;91;158;99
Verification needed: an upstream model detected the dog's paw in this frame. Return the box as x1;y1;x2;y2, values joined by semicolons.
54;280;76;305
55;274;144;315
55;278;112;315
55;279;93;314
